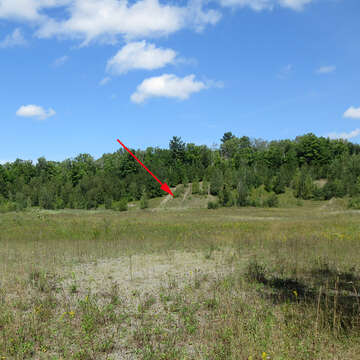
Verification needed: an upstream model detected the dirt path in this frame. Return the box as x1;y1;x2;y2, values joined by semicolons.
182;183;192;202
159;192;172;207
159;184;178;208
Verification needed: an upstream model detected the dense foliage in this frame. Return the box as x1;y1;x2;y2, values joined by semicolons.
1;133;360;211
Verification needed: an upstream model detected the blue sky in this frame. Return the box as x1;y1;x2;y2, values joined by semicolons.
0;0;360;163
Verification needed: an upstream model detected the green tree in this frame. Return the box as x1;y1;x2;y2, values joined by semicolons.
210;169;224;195
112;198;128;211
192;177;200;194
169;136;185;164
202;178;209;195
236;181;248;207
140;188;149;209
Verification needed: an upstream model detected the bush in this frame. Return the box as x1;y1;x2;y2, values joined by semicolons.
173;184;185;198
210;169;224;195
207;200;219;209
140;190;149;209
39;187;55;209
278;188;302;207
247;185;278;208
104;197;113;210
0;201;16;213
112;198;128;211
348;197;360;209
236;181;248;207
192;178;200;195
265;193;278;207
182;175;189;188
244;259;267;283
15;192;28;211
202;179;209;195
55;197;65;210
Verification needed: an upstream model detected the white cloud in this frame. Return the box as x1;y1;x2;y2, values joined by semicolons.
0;0;313;47
131;74;208;103
316;65;336;74
327;129;360;140
99;76;111;86
0;28;27;48
16;104;56;120
0;0;70;21
107;41;176;75
278;0;313;11
35;0;221;44
344;106;360;119
53;55;69;67
219;0;273;11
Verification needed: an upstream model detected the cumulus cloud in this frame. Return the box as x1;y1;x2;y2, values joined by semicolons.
0;28;27;48
316;65;336;74
131;74;208;103
0;0;313;46
327;129;360;140
35;0;221;44
278;0;313;11
0;0;70;21
344;106;360;119
107;41;177;75
53;55;69;67
16;104;56;120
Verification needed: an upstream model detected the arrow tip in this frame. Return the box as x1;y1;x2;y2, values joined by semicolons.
161;183;174;196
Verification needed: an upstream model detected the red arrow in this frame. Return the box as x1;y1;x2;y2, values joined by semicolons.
117;139;174;197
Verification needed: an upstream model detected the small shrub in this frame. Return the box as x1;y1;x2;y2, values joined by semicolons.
192;178;200;195
112;198;128;211
202;179;209;195
348;197;360;209
265;193;278;207
104;197;112;209
244;260;267;283
248;185;278;208
15;192;28;211
208;200;219;209
173;184;185;198
29;270;59;293
140;190;149;209
0;201;16;213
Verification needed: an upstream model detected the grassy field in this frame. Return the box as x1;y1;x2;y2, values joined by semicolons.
1;200;360;359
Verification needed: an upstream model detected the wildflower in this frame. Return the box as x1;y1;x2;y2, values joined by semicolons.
69;311;75;317
262;352;267;360
293;290;298;297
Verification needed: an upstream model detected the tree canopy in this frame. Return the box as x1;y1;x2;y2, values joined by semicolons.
1;132;359;211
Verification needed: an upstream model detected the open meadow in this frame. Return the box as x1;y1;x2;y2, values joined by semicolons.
1;199;360;359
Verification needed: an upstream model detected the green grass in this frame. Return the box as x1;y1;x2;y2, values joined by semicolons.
0;203;360;359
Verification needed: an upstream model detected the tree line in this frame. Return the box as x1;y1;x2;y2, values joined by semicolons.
1;132;360;211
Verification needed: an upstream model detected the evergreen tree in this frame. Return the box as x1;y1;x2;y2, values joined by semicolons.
140;188;149;209
192;177;200;194
202;179;209;195
210;169;224;195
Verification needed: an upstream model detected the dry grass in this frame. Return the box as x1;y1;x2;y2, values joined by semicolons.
0;203;360;359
